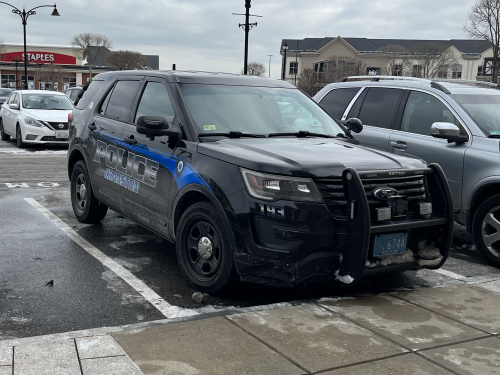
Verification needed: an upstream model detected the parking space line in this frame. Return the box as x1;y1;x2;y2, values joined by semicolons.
431;268;467;280
24;198;176;319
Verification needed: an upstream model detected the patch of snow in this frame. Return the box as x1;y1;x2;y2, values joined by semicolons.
336;274;354;284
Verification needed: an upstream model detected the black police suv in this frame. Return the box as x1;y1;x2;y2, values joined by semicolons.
67;71;453;293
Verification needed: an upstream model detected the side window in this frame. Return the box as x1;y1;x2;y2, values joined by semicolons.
134;82;175;123
355;88;403;129
103;80;141;122
401;91;462;136
99;85;115;116
11;93;19;105
70;89;79;101
319;88;360;120
76;80;105;110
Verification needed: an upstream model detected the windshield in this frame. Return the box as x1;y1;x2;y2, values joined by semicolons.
21;94;74;110
0;89;13;96
451;94;500;136
180;84;345;136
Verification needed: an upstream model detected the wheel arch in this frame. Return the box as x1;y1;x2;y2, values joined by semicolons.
170;184;237;251
469;180;500;228
67;145;88;180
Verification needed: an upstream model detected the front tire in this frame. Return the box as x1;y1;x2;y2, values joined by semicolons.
16;125;26;148
176;201;236;293
0;120;10;141
70;160;108;223
473;194;500;267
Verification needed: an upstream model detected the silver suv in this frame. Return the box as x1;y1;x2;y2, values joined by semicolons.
314;77;500;267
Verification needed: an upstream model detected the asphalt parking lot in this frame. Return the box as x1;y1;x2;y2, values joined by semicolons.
1;138;500;341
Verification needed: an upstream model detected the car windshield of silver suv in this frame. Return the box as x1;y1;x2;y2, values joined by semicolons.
451;94;500;138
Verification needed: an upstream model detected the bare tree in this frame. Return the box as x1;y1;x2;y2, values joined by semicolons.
242;61;266;76
464;0;500;83
105;50;147;70
321;56;367;83
378;44;410;75
35;63;65;91
404;43;459;78
71;33;112;80
297;68;317;96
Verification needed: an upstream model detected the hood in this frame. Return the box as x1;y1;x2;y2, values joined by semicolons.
22;108;72;122
198;138;426;178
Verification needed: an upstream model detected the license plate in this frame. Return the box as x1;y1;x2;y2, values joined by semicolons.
373;233;407;257
56;131;69;139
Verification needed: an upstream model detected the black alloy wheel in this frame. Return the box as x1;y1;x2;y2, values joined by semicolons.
0;120;9;141
70;160;108;223
473;194;500;267
176;201;236;293
16;125;26;148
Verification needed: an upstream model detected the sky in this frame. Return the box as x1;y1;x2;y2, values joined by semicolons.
0;0;477;79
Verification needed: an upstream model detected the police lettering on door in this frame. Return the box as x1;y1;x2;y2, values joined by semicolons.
93;140;159;193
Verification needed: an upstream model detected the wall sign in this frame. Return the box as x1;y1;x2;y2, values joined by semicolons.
0;51;76;65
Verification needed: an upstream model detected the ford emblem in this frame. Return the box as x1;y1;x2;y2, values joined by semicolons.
373;187;398;199
58;124;65;129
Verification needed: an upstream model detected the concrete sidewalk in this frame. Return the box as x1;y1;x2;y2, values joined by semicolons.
1;279;499;375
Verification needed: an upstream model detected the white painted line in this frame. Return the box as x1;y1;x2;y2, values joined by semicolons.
431;268;467;280
24;198;175;319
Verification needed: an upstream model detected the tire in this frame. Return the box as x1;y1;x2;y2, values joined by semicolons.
473;194;500;267
70;160;108;223
0;120;10;141
16;125;26;148
176;201;237;293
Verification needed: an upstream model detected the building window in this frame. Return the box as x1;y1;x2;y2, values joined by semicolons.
477;66;483;76
393;65;403;76
437;66;448;78
313;61;324;73
1;74;16;88
412;65;423;78
20;75;35;90
367;67;381;76
452;65;462;79
289;62;298;75
63;77;77;90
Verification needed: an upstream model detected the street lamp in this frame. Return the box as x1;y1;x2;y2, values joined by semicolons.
282;42;288;80
0;2;60;90
294;41;301;86
267;54;272;78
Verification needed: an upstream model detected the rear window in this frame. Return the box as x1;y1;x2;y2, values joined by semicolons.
319;87;360;120
76;80;104;110
355;88;403;129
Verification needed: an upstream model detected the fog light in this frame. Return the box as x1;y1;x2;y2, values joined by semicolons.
418;202;433;216
26;134;38;140
376;207;392;221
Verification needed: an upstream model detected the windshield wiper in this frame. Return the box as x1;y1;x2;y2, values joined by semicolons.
45;108;69;110
488;134;500;139
198;131;267;139
268;131;336;138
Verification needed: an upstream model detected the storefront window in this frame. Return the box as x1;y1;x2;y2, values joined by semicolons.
63;77;77;90
21;75;35;90
1;74;16;88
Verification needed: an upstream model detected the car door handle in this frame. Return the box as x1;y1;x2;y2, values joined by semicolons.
88;122;96;131
124;135;137;145
390;141;407;150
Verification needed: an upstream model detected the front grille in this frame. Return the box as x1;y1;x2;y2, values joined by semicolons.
43;122;69;130
315;174;427;218
41;136;68;142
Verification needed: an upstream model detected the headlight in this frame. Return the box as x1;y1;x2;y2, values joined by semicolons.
241;168;323;203
24;117;45;127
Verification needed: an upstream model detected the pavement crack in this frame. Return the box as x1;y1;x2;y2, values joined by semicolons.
73;338;84;375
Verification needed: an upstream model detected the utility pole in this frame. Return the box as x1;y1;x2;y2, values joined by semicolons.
267;54;272;78
295;41;301;86
232;1;261;75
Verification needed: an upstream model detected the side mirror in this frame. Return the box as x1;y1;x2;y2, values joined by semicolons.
9;103;19;110
136;116;180;140
431;122;468;143
343;118;363;134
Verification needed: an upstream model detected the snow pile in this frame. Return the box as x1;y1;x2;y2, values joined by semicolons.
366;250;415;268
415;241;443;267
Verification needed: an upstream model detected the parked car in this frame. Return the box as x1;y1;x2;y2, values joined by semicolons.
314;76;500;266
64;86;83;103
0;90;74;147
0;88;13;106
67;71;453;293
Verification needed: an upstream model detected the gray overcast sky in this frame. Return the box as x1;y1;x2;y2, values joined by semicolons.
1;0;476;78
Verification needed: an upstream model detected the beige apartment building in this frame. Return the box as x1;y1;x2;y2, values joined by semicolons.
280;37;495;91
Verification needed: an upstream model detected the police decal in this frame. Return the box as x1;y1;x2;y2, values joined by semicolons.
93;140;159;193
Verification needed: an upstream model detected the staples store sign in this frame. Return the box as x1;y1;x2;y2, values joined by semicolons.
0;51;76;65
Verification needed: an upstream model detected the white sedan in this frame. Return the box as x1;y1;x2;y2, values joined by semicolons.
0;90;74;148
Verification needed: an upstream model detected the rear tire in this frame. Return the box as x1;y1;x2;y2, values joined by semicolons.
70;160;108;223
16;125;26;148
473;194;500;267
0;120;9;141
176;201;237;293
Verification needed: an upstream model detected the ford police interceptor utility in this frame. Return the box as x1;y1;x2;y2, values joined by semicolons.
67;71;453;293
